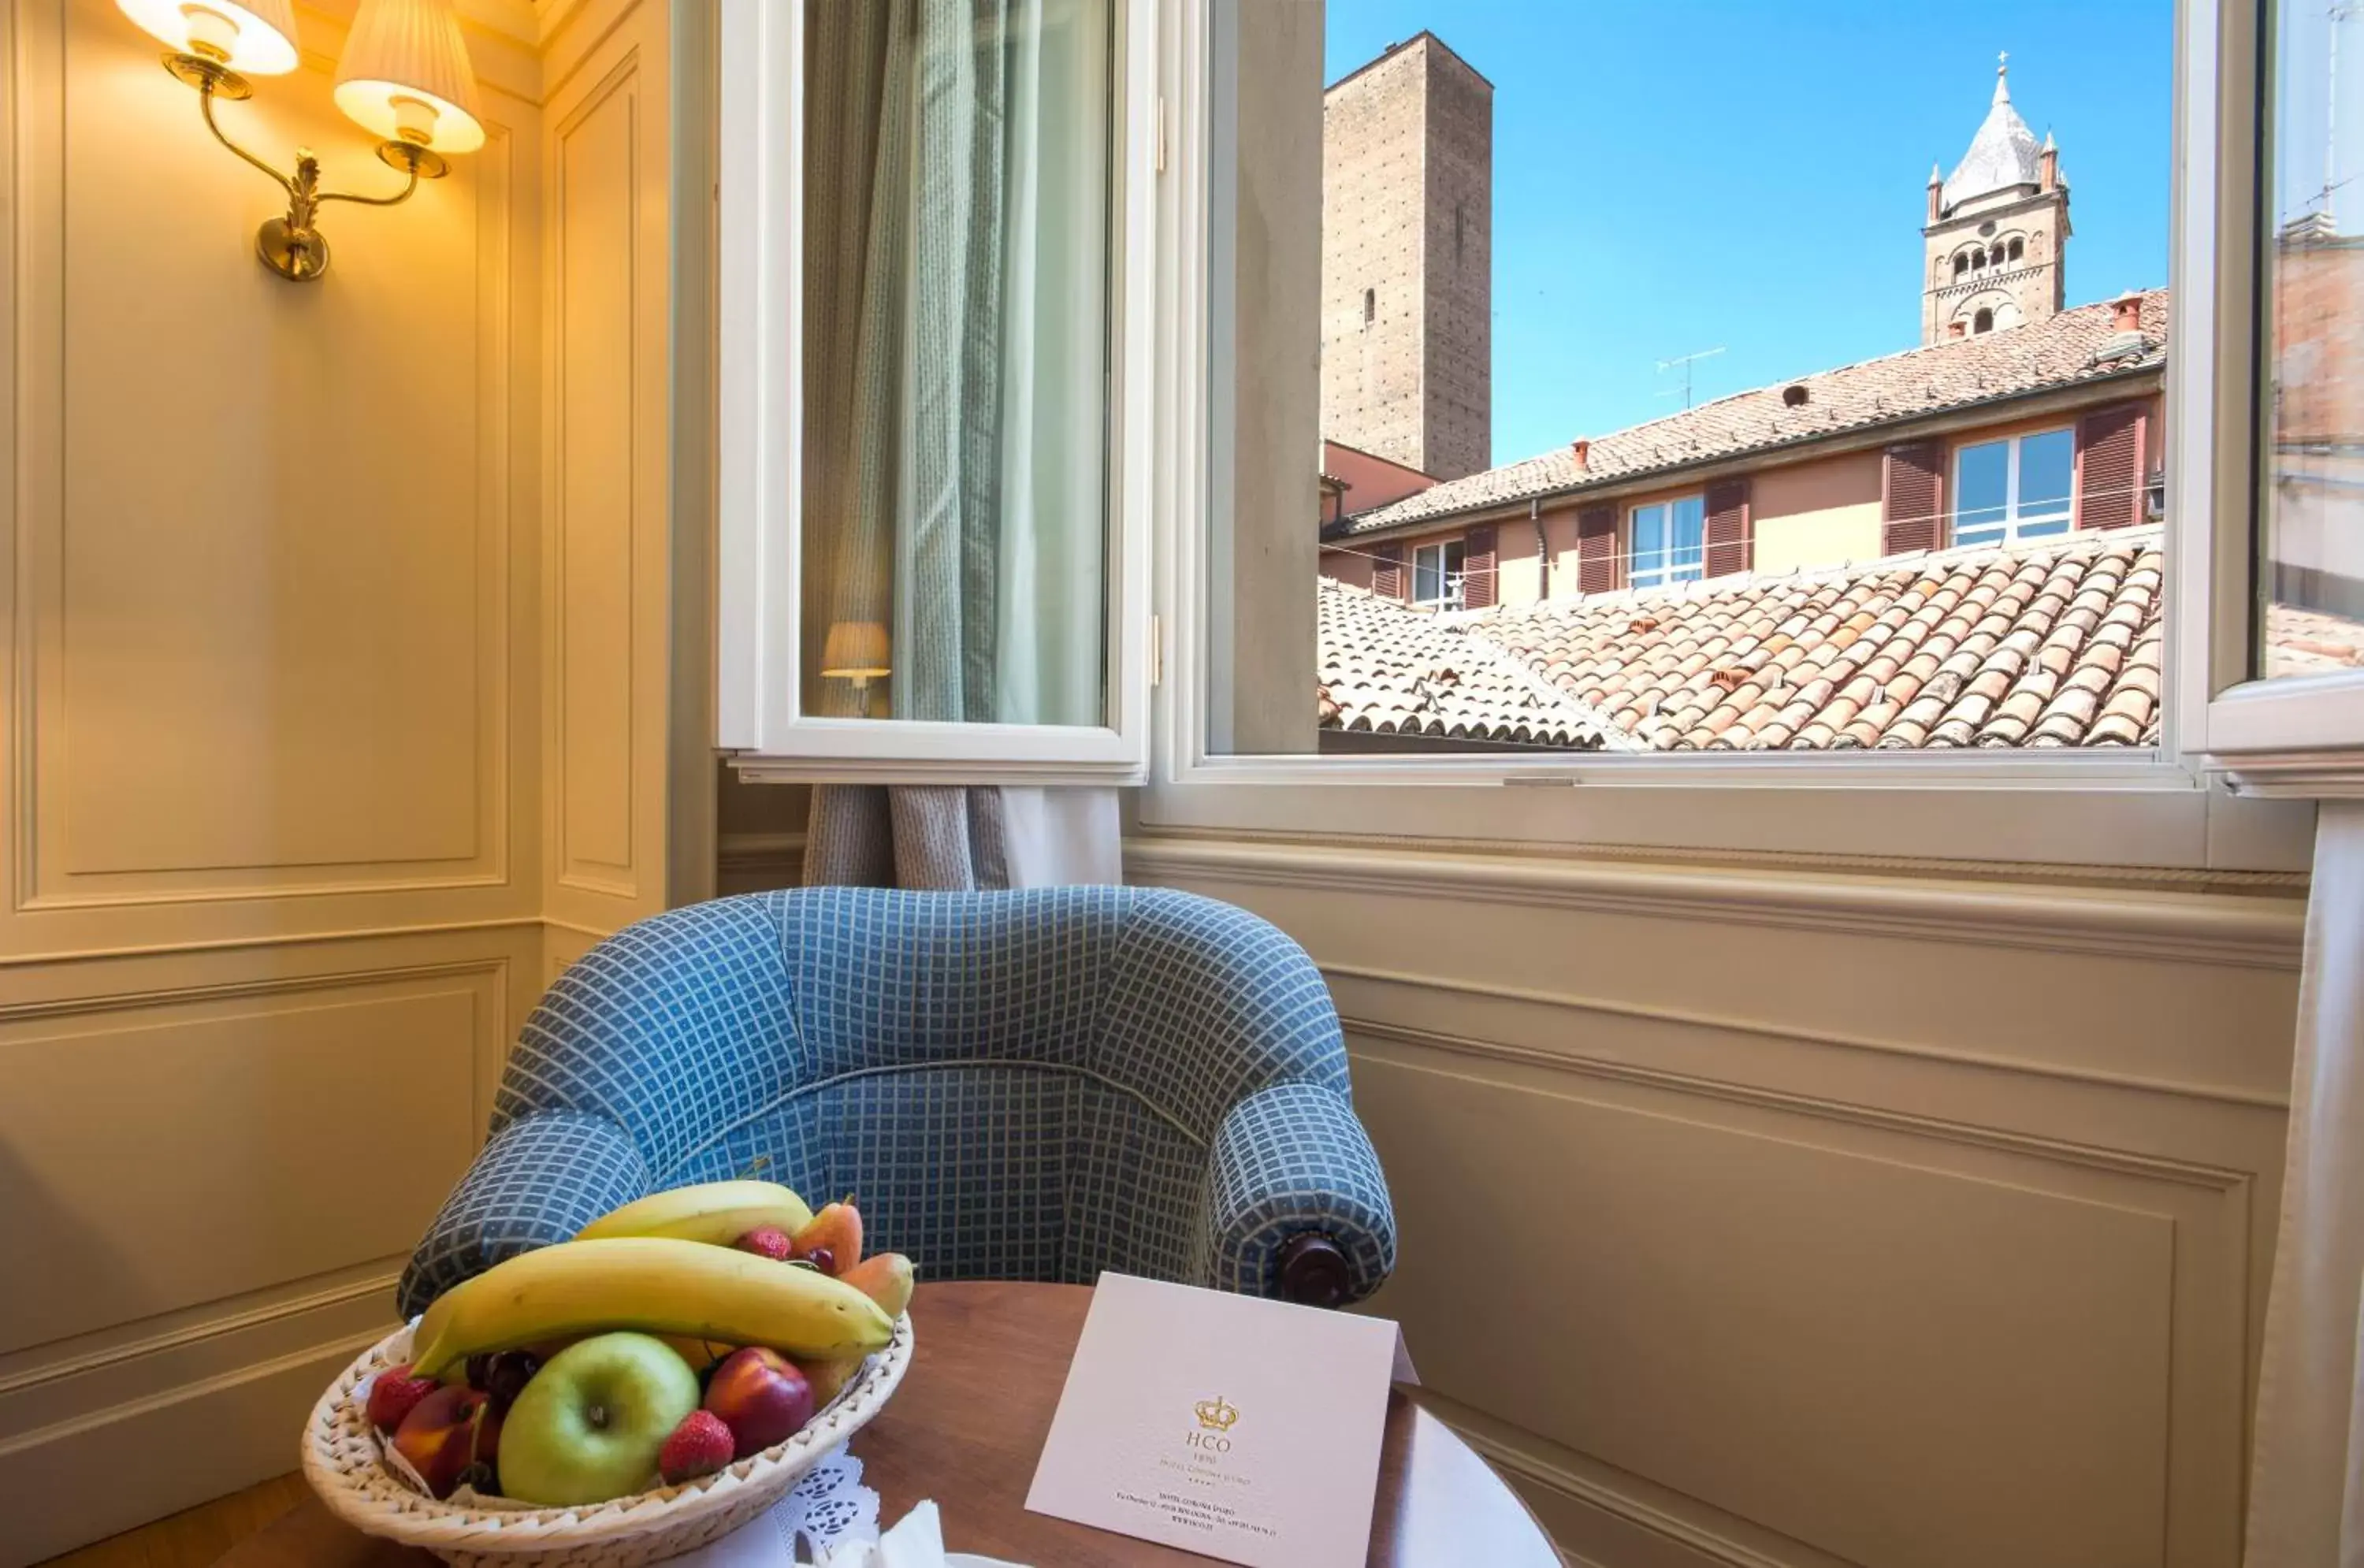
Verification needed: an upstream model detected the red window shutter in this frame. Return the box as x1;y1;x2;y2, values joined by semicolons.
2075;403;2148;530
1372;543;1403;599
1881;442;1944;555
1463;526;1497;608
1576;504;1618;593
1704;477;1752;577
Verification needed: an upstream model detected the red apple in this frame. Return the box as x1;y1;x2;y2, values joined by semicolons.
392;1384;503;1499
702;1347;815;1458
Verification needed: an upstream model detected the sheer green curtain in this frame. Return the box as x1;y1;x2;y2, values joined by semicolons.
799;0;1115;888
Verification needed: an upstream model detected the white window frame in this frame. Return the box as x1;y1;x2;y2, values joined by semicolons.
1137;0;2318;871
1411;540;1465;608
1627;496;1706;590
1950;428;2075;548
712;0;1158;786
2190;0;2364;787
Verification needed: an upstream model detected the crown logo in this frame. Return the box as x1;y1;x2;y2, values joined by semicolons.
1193;1395;1240;1432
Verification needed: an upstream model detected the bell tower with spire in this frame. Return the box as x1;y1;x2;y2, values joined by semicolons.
1921;54;2070;345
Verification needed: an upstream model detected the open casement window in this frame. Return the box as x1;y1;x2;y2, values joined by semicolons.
2188;0;2364;790
1144;0;2318;871
713;0;1157;785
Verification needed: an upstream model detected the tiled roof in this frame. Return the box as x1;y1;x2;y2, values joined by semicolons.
1318;579;1619;749
2264;604;2364;678
1318;527;2169;751
1335;291;2169;537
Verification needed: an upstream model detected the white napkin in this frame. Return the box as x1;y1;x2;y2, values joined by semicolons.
812;1500;1030;1568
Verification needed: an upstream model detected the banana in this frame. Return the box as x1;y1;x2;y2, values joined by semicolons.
409;1236;894;1379
574;1180;814;1247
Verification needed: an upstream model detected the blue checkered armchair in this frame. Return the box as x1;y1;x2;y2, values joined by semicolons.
399;887;1394;1317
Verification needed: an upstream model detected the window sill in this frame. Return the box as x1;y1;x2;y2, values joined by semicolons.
1122;834;2306;970
1139;755;2316;874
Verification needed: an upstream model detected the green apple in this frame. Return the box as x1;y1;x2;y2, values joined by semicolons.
496;1332;701;1506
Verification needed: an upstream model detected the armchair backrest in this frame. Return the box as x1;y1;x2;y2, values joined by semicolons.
493;888;1347;1282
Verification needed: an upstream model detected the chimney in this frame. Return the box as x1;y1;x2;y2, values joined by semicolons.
2039;132;2059;195
1570;438;1590;473
1947;319;1967;340
1927;163;1942;223
2111;292;2143;333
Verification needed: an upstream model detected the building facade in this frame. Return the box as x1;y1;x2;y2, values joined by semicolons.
1321;61;2147;616
1321;292;2163;615
1319;32;1492;481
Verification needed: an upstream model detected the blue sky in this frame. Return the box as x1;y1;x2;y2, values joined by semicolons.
1324;0;2174;466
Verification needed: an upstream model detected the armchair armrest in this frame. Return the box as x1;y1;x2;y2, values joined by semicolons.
396;1109;652;1319
1200;1082;1396;1306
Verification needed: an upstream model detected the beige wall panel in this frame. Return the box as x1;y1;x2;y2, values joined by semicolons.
16;0;519;903
1359;1049;2176;1568
1;0;545;964
0;968;489;1355
1149;860;2299;1109
553;71;639;885
0;1328;380;1566
1133;842;2294;1566
541;0;671;936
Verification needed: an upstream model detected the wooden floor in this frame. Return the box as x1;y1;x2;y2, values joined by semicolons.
32;1474;310;1568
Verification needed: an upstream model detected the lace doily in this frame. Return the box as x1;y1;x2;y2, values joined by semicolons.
658;1448;880;1566
762;1447;883;1561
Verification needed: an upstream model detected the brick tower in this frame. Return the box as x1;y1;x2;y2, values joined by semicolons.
1921;54;2071;344
1320;32;1492;481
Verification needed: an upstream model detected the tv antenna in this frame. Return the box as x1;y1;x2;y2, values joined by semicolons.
1656;346;1726;409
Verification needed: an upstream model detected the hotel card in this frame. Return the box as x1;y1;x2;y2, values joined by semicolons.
1024;1273;1416;1568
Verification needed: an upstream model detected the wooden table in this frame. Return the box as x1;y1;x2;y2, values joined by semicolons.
215;1280;1558;1566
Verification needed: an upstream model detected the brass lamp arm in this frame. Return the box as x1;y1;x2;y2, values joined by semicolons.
180;65;447;281
196;79;426;210
196;77;296;197
315;164;422;209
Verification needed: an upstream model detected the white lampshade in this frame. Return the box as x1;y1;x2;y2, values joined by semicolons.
333;0;485;155
117;0;300;74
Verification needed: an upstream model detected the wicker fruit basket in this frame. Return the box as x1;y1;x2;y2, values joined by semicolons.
299;1314;914;1567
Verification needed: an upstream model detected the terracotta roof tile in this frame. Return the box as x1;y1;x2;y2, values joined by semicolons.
1333;292;2169;537
1318;527;2174;751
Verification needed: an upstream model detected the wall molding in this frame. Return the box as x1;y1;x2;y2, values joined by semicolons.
1343;969;2298;1116
1429;1392;1800;1568
0;955;509;1025
0;1271;398;1399
0;914;544;972
1128;837;2306;970
1343;1004;2277;1169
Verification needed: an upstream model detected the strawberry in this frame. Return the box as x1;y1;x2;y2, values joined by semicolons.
734;1225;794;1261
366;1362;441;1434
659;1410;738;1485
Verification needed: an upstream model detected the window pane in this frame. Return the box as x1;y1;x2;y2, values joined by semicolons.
1414;546;1442;602
800;0;1111;725
1670;496;1705;578
2018;429;2075;518
1955;440;2010;544
1236;3;2171;756
2257;0;2364;680
1632;504;1667;585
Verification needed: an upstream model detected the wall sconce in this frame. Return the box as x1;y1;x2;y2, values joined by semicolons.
115;0;484;282
821;622;894;715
